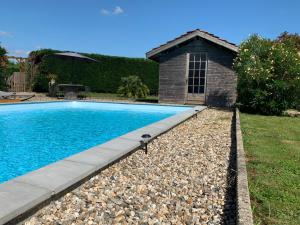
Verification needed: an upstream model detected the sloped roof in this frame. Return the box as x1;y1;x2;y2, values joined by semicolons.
146;29;238;59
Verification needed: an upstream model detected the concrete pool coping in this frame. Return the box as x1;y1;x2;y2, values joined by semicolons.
0;99;192;107
0;102;206;224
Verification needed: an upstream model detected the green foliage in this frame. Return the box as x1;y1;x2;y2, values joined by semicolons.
29;49;158;94
0;45;19;90
0;45;8;90
117;75;149;98
7;61;20;76
234;34;300;115
276;31;300;51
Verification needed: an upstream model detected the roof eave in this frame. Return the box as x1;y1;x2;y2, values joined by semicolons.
146;30;238;59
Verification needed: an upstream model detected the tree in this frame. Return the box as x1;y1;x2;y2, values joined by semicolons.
6;61;20;76
117;75;149;99
234;34;300;115
276;31;300;51
0;45;8;90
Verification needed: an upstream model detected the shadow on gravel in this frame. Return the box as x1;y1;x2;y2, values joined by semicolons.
221;110;237;225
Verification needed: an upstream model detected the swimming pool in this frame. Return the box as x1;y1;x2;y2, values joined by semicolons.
0;101;190;183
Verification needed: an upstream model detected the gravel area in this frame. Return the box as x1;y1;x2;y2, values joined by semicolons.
23;108;235;225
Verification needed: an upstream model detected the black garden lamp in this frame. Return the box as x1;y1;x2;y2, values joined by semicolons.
141;134;151;154
195;109;199;118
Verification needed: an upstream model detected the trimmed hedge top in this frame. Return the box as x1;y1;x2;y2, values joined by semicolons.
30;49;158;94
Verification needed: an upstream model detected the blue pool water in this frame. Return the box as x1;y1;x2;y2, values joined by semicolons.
0;101;190;183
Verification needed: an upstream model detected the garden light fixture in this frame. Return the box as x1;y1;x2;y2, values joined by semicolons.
195;109;199;118
141;134;151;154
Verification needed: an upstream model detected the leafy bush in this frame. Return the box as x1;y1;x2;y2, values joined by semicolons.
276;31;300;51
29;49;158;94
117;75;149;98
234;35;300;115
0;45;8;90
6;61;20;77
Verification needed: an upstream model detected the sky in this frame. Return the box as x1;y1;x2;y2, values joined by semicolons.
0;0;299;58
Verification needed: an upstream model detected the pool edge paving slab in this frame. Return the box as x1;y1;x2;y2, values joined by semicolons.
0;105;206;225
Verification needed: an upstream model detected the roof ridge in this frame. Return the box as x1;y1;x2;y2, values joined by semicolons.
146;29;238;58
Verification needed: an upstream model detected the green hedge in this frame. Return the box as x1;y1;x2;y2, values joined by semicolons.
30;49;159;94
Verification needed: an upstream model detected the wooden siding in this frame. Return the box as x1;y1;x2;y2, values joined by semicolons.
158;52;187;104
157;37;237;107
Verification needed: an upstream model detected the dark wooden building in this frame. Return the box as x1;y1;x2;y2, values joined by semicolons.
146;29;238;106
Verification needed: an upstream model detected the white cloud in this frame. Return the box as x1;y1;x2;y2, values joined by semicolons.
12;49;29;56
0;30;12;37
100;9;110;15
113;6;123;15
35;45;42;50
7;46;41;57
100;6;124;16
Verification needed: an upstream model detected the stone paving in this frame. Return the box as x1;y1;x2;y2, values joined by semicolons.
23;108;235;225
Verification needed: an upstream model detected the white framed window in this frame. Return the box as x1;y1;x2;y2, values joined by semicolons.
188;53;207;94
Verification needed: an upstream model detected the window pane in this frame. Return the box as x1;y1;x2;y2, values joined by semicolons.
193;86;199;93
200;70;205;77
200;78;205;86
189;54;194;61
189;62;194;69
201;62;206;70
188;53;207;93
199;86;204;93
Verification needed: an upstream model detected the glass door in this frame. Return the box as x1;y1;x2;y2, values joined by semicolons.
187;53;207;103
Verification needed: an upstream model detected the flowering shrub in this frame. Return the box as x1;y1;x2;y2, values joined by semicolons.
234;35;300;115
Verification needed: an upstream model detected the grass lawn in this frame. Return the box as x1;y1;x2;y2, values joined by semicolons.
240;113;300;225
86;92;158;102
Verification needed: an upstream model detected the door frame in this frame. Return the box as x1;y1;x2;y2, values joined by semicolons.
185;52;208;104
